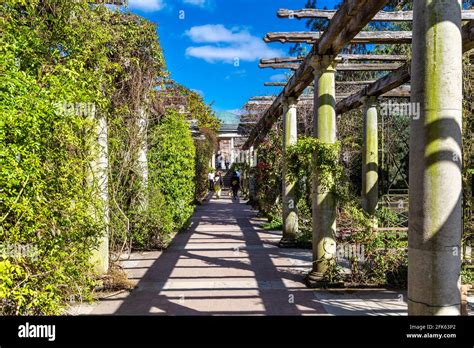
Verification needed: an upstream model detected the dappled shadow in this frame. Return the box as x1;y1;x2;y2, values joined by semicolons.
87;187;408;316
110;196;325;316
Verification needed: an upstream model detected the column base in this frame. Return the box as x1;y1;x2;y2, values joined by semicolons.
305;271;345;288
278;237;298;248
305;271;328;288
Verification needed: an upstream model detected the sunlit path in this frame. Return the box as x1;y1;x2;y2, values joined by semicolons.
75;193;409;316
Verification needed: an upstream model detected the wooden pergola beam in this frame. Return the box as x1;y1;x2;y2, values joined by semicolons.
336;64;410;114
277;9;474;21
261;54;408;65
264;31;412;44
264;80;376;87
249;86;409;105
243;0;390;150
259;63;300;70
338;54;408;61
259;62;403;71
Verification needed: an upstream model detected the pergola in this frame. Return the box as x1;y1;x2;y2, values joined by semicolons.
241;1;474;315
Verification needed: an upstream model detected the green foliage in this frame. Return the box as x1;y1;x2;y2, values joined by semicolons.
342;204;408;286
1;0;114;314
194;129;217;202
286;137;348;202
262;219;283;231
148;110;196;236
104;11;167;254
461;267;474;285
254;129;283;216
128;185;174;249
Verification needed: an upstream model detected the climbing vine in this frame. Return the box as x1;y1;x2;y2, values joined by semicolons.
286;137;348;203
1;0;114;314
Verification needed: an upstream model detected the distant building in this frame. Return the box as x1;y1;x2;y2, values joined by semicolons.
213;111;245;170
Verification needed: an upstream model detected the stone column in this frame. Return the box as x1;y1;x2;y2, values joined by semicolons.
307;56;337;286
137;109;149;209
280;97;299;247
230;137;235;166
362;96;379;216
211;152;216;169
409;0;463;315
90;114;109;275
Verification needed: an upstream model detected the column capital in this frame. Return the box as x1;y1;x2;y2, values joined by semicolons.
282;96;298;109
310;55;339;73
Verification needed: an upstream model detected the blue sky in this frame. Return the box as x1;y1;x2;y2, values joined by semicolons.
125;0;337;116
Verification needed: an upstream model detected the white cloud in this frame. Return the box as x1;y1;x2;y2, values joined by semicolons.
183;0;207;6
185;24;284;64
270;74;287;82
128;0;165;12
185;24;252;44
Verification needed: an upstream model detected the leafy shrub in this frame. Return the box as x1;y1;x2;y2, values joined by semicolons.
194;129;217;202
1;0;112;314
148;110;196;234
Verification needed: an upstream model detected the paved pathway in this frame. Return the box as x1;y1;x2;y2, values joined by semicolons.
75;193;409;316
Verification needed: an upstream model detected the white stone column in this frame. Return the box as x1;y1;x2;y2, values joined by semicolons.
280;97;299;247
137;109;148;209
362;96;378;216
307;56;337;286
90;114;109;275
409;0;463;315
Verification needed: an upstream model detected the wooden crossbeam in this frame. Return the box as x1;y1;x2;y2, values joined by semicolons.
265;31;412;44
338;54;408;61
260;57;305;64
277;9;474;21
264;80;376;87
249;86;409;106
259;62;402;71
259;63;300;70
261;54;408;65
242;0;390;150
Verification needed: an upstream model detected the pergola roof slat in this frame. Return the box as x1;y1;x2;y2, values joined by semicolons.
260;62;403;71
260;54;408;65
277;9;474;21
243;0;390;150
264;31;412;44
264;80;376;87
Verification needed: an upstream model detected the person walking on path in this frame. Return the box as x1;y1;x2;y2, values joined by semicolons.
214;171;224;199
230;171;240;200
208;170;215;191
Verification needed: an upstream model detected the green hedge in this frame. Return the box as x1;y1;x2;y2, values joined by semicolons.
147;110;196;240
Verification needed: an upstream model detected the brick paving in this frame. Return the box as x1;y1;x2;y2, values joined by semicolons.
74;193;410;316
